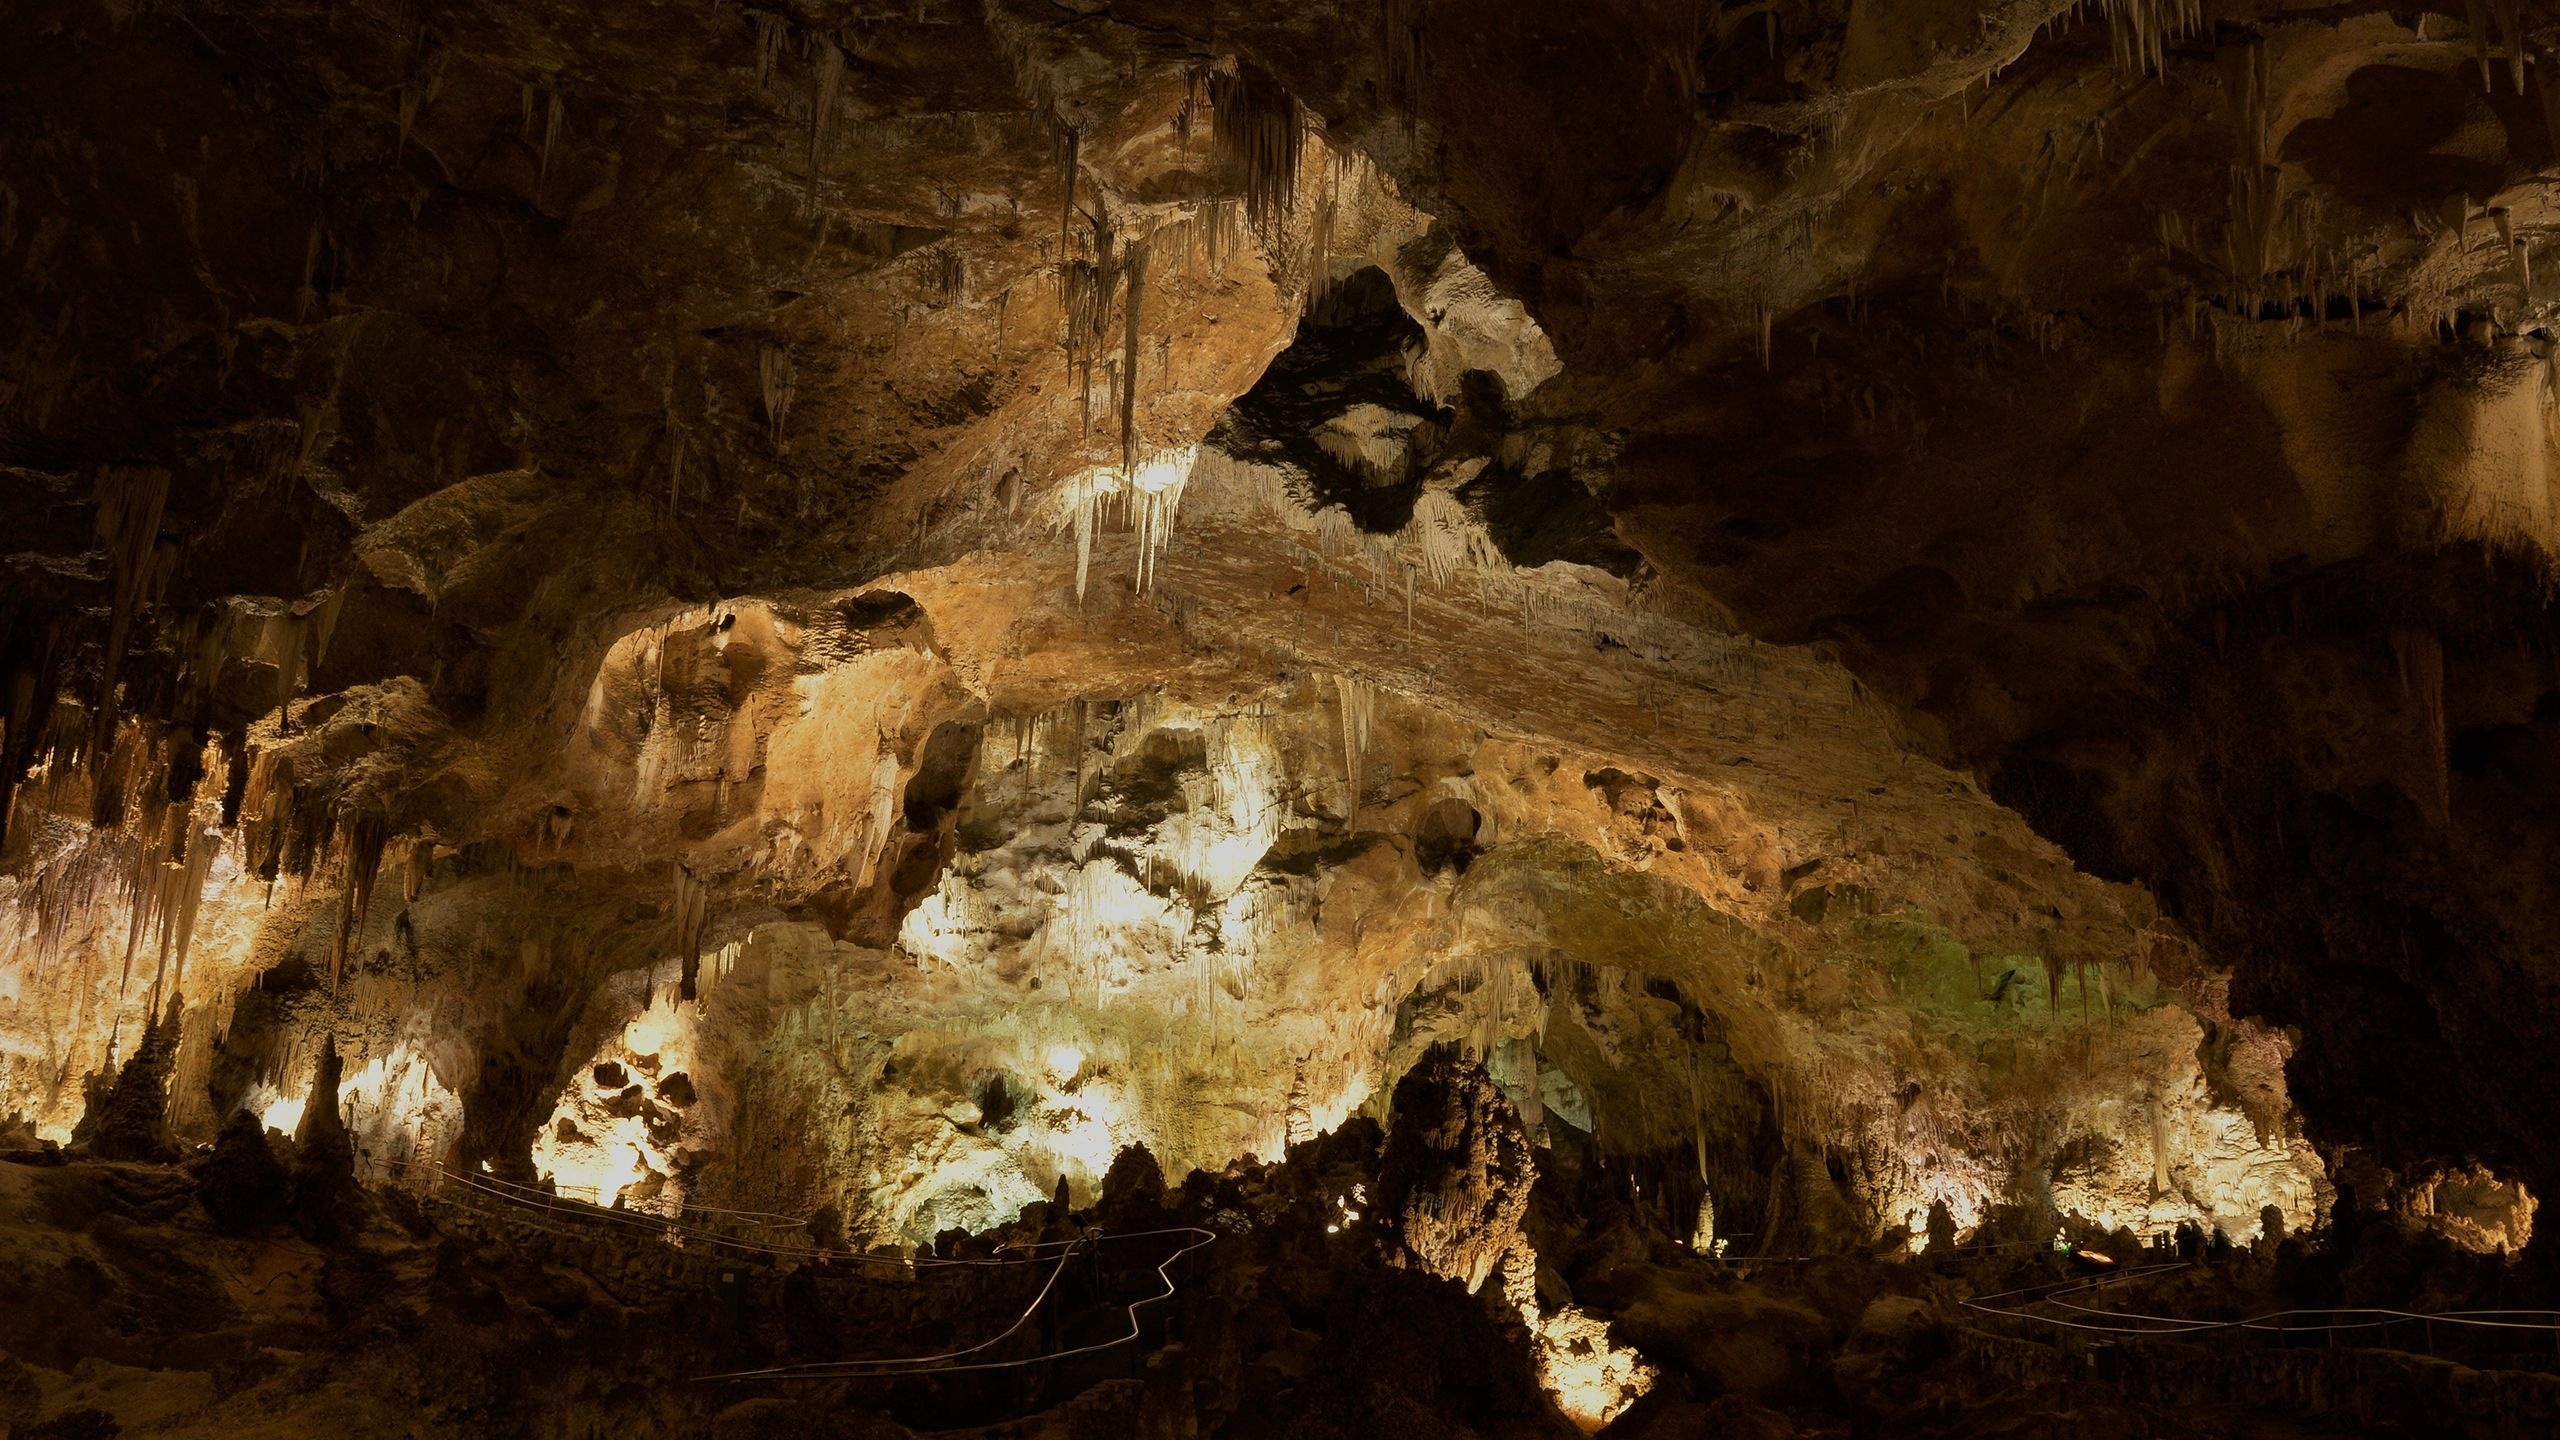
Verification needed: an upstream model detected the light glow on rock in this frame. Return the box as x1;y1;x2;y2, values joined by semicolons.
531;971;712;1214
1529;1304;1654;1430
253;1089;306;1136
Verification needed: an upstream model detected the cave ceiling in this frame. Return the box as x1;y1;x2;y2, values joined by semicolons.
4;0;2559;1258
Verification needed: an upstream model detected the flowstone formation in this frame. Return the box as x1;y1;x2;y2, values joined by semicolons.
11;0;2560;1433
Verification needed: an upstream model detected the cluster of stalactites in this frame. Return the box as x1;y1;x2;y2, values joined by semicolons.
2210;39;2324;326
1063;446;1198;603
1203;62;1304;236
2042;0;2204;76
2464;0;2532;96
6;689;419;1015
89;467;172;756
1060;207;1126;439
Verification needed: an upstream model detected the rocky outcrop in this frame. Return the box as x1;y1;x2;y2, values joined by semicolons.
79;1004;180;1165
194;1110;290;1236
1378;1051;1536;1296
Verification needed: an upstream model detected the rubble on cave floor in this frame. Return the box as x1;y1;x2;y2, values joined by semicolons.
4;1057;2556;1440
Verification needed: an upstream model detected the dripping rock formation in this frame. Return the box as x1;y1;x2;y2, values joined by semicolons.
6;0;2560;1434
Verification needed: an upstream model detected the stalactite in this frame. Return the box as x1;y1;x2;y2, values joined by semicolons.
751;9;787;87
810;37;844;200
1202;196;1238;274
1119;237;1148;475
89;467;170;761
1305;153;1337;300
2151;1097;2173;1195
2537;65;2560;173
926;243;964;303
541;89;564;192
675;860;708;1001
328;808;390;991
759;343;795;455
1065;469;1099;605
296;224;324;322
1177;65;1209;146
1332;672;1375;829
2465;0;2493;90
2493;206;2530;297
395;46;446;159
151;825;217;1009
1053;116;1080;254
1380;0;1425;137
237;749;289;879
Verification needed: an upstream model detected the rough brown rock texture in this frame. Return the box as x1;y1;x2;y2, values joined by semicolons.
1378;1051;1535;1295
80;1003;180;1164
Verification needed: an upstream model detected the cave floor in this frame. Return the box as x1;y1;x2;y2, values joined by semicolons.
4;1131;2554;1440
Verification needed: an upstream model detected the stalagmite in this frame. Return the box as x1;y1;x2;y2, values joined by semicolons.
82;997;181;1161
293;1035;362;1238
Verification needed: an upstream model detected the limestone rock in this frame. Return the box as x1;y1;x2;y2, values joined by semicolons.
1378;1052;1536;1295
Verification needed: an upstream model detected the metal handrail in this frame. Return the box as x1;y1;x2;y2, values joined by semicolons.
695;1223;1219;1381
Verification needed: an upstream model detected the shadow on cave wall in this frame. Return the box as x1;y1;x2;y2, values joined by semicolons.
1207;263;1639;575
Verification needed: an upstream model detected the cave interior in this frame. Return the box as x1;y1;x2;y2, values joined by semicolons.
7;0;2560;1436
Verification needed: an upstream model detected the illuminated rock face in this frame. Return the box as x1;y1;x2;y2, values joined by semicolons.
14;0;2560;1296
2406;1166;2540;1257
